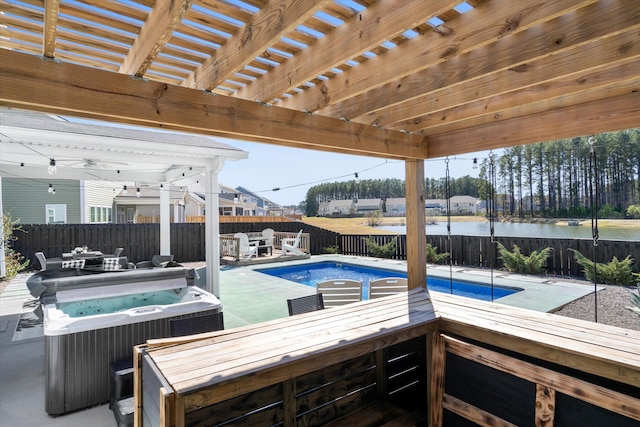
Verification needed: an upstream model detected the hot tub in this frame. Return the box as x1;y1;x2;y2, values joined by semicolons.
41;274;221;415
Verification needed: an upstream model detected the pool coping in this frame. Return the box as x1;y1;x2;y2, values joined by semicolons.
220;254;601;323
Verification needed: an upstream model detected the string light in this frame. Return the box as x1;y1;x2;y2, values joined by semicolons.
472;158;478;169
122;185;128;195
48;158;57;174
136;188;141;198
20;162;24;170
48;183;53;193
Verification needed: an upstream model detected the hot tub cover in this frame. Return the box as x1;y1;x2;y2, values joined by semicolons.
27;266;199;299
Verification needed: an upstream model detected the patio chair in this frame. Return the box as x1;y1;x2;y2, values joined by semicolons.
169;312;225;337
368;277;408;299
316;279;363;308
281;229;304;256
287;293;325;316
261;228;275;246
104;247;124;258
35;252;47;270
234;232;258;260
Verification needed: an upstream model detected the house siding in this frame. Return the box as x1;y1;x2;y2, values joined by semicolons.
2;178;81;224
84;180;119;223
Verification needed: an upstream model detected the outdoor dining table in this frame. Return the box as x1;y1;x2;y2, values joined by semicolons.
248;237;272;256
62;250;104;260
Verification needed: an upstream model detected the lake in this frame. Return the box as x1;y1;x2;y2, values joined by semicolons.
380;221;640;241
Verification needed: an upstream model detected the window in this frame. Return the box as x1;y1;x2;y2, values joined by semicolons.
46;204;67;224
90;206;113;223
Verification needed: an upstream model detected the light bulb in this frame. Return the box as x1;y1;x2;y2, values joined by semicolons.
122;185;128;195
20;162;24;170
48;158;57;174
136;188;141;198
473;158;478;169
48;183;53;193
52;188;56;195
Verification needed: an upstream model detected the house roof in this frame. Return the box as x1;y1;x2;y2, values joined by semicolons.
327;199;354;208
0;108;248;182
1;1;637;160
355;198;381;207
385;198;406;206
450;195;478;203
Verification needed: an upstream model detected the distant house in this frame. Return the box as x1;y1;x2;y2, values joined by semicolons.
355;198;382;215
317;201;331;216
1;178;122;224
217;184;265;216
325;199;355;216
449;196;478;215
384;197;406;216
236;186;277;216
113;185;189;223
425;199;446;216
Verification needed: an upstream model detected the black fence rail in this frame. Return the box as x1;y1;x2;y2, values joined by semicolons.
11;223;638;279
339;234;640;278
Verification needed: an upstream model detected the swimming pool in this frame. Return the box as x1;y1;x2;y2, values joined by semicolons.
256;261;522;301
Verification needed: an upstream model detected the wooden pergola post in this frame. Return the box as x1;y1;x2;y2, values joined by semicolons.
405;159;427;290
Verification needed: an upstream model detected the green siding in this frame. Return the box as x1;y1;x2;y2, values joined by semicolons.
2;178;81;224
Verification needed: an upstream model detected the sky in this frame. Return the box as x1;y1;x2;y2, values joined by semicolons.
216;137;494;206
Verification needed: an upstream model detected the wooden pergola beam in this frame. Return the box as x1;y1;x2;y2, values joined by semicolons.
0;49;426;160
400;62;640;134
281;0;595;115
119;0;194;76
425;91;640;157
353;2;640;126
42;0;60;58
182;0;331;91
233;0;460;103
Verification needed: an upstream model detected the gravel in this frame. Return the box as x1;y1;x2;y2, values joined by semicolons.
553;284;640;331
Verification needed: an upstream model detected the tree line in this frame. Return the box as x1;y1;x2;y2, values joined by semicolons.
303;130;640;218
480;130;640;218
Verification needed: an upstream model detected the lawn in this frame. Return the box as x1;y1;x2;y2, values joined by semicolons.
302;215;484;234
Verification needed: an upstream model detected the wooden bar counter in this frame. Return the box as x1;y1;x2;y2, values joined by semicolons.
135;289;437;426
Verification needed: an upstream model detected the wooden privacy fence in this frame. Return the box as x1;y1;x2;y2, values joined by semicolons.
12;222;338;269
11;223;638;279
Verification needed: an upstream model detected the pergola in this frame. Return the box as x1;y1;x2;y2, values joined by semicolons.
1;0;639;290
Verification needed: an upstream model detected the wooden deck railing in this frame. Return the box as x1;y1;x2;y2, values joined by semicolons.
136;289;640;427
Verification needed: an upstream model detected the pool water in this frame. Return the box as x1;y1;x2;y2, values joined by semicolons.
57;289;183;317
256;262;521;301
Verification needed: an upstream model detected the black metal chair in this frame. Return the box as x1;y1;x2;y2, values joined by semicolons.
287;293;325;316
169;312;225;337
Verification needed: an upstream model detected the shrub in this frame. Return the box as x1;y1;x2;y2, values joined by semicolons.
631;284;640;314
570;249;640;287
364;236;397;259
426;243;449;264
627;204;640;219
366;210;383;227
2;214;30;281
320;245;339;254
497;242;551;274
